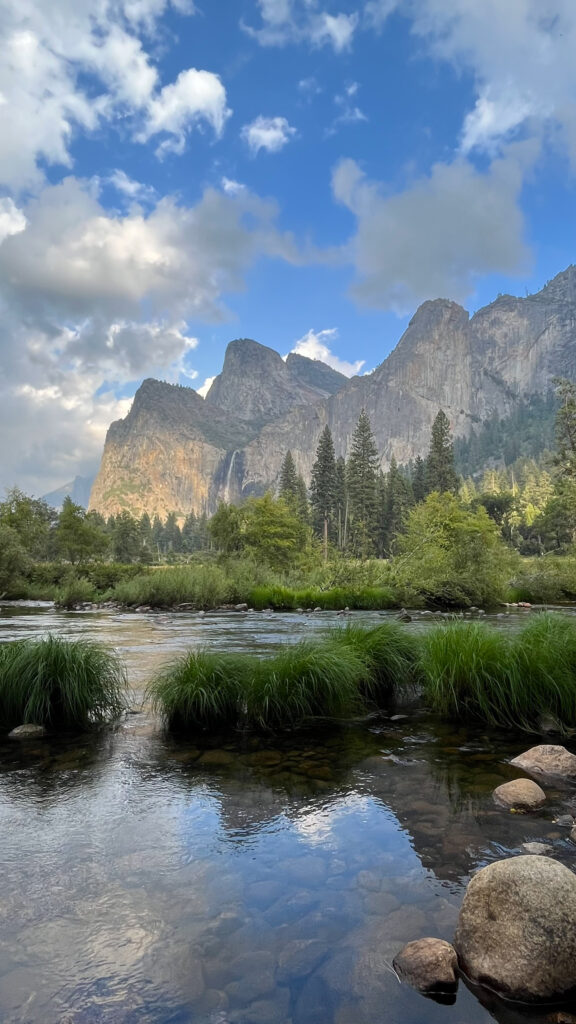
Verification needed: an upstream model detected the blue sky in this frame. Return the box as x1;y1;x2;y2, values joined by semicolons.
1;0;575;492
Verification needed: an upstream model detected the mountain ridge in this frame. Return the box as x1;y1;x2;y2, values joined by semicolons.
89;266;576;519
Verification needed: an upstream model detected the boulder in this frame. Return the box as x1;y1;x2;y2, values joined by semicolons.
510;745;576;780
454;856;576;1002
393;938;458;994
8;723;46;739
520;842;553;856
493;779;546;811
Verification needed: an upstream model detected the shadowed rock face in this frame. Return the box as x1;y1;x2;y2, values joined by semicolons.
90;267;576;519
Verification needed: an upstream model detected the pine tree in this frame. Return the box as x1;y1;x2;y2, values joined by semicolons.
383;457;413;554
425;410;459;494
279;451;299;502
346;409;379;558
334;456;347;549
553;378;576;478
310;425;337;560
412;455;427;502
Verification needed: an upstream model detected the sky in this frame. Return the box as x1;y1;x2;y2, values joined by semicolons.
1;0;576;495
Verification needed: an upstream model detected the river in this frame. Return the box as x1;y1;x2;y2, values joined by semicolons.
0;603;575;1024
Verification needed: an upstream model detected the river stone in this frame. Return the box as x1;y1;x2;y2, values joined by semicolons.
393;938;458;995
454;856;576;1002
8;724;46;739
520;842;553;856
510;745;576;780
493;779;546;811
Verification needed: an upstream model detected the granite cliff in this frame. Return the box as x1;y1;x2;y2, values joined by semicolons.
89;267;576;519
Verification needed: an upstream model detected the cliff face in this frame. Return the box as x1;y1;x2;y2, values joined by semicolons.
90;267;576;519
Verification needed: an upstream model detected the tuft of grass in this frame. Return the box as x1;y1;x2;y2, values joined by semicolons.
420;622;514;726
248;584;398;611
0;635;128;730
332;623;422;699
55;576;98;609
509;613;576;730
148;650;246;731
111;565;233;609
243;640;367;731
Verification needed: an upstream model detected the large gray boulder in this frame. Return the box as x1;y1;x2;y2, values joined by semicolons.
510;745;576;780
492;779;546;811
454;856;576;1002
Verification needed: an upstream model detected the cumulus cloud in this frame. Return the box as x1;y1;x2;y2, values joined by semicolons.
290;328;365;376
328;81;368;134
0;0;227;189
108;169;157;202
0;175;299;492
244;0;358;52
332;149;532;312
241;115;297;155
0;197;27;243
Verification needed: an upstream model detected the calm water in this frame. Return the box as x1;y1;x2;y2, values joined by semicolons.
1;603;576;1024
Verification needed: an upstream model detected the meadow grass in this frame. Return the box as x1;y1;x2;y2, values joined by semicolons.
248;584;398;611
148;650;247;731
110;565;234;609
0;635;128;730
331;622;423;699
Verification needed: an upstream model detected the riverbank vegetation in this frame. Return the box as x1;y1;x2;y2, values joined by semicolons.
1;380;575;610
148;614;576;735
0;636;127;731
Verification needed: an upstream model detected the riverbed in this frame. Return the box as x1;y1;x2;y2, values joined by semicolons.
1;604;575;1023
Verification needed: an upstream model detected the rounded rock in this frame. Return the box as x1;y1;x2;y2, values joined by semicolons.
493;778;546;811
393;938;458;994
8;723;46;739
454;855;576;1002
510;745;576;780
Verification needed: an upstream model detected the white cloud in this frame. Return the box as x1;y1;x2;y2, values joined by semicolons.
363;0;396;30
0;175;299;493
196;375;216;398
290;328;365;376
244;1;359;52
221;177;246;195
329;81;368;133
399;0;576;159
0;0;226;189
108;169;157;202
332;148;532;312
241;115;297;155
0;197;26;243
140;68;231;153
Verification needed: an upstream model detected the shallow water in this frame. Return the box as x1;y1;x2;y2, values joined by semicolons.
1;604;576;1024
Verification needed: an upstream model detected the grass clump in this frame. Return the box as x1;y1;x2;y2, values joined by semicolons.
332;622;422;699
510;613;576;730
111;565;232;609
244;640;367;731
248;584;398;611
148;650;246;731
55;575;98;609
420;622;513;725
0;635;127;730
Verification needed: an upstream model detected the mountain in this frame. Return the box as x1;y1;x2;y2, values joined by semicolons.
44;475;95;510
89;267;576;519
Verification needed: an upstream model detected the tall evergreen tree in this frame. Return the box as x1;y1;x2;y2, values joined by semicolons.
553;378;576;478
425;410;459;494
279;451;299;502
346;409;379;558
383;457;413;554
310;426;337;560
412;455;427;503
334;456;347;549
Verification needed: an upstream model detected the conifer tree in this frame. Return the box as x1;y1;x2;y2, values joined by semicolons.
412;455;427;502
279;451;299;502
553;378;576;478
334;456;347;549
383;457;413;554
310;426;337;560
425;410;459;494
295;474;309;523
346;409;379;558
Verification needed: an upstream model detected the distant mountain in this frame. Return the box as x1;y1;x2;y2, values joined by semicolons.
89;267;576;520
44;475;95;510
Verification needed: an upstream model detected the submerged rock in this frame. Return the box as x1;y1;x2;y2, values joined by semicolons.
393;938;458;995
520;842;553;855
510;745;576;780
8;723;46;739
454;856;576;1002
493;779;546;811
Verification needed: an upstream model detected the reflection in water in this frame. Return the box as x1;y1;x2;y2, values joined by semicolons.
0;605;576;1022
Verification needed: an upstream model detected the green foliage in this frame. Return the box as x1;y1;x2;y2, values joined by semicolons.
0;488;56;561
553;378;576;478
111;564;233;608
248;583;397;611
454;392;558;477
392;492;516;607
509;556;576;604
242;493;309;569
310;426;337;552
0;636;127;730
55;576;98;609
209;502;244;555
0;524;30;596
426;410;459;494
56;498;109;563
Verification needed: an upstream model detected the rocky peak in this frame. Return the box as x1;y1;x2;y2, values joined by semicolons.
285;353;347;396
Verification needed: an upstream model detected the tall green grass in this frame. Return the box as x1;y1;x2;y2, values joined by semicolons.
332;622;423;699
248;584;397;611
0;636;128;730
149;651;247;731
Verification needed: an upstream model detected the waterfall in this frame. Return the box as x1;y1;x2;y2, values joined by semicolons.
224;450;239;503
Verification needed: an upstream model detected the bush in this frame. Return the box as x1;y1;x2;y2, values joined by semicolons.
55;576;98;609
0;636;127;730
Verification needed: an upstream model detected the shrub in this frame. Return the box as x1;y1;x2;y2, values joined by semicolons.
0;636;127;730
55;576;98;609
